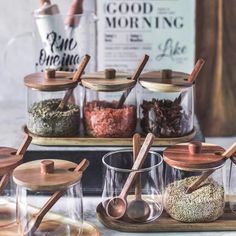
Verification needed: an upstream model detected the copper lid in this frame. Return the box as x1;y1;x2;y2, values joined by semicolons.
81;69;135;91
13;159;82;191
163;141;226;171
0;147;22;175
24;70;77;91
139;70;191;92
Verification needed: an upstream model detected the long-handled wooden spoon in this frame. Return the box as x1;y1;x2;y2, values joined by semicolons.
105;133;155;220
0;135;32;195
186;142;236;194
126;134;151;222
116;55;149;109
24;158;89;236
56;54;90;111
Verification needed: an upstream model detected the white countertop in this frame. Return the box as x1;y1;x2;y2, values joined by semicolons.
1;101;236;235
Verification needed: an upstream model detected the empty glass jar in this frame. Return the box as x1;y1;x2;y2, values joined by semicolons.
13;159;84;236
139;70;194;138
25;69;80;137
102;149;163;223
163;141;226;223
82;69;137;138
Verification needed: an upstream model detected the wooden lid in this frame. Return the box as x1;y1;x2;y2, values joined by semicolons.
13;159;82;191
163;142;226;171
139;70;192;92
24;70;77;91
0;147;22;175
81;69;135;91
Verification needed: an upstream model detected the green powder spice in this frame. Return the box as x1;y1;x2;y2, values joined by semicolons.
164;176;225;222
28;99;80;136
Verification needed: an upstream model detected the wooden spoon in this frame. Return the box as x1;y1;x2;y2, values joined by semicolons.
56;54;90;111
23;158;89;236
105;133;155;220
0;135;32;195
186;142;236;194
126;134;151;222
116;54;149;109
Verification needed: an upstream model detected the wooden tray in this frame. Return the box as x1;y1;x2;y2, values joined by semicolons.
96;203;236;232
23;126;196;147
0;221;99;236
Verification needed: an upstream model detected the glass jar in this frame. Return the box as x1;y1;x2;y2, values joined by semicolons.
163;141;226;223
82;69;137;138
101;149;163;223
25;70;81;137
13;159;85;236
229;156;236;214
139;70;194;138
0;147;24;227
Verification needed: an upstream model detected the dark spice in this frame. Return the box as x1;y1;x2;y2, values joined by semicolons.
141;97;191;137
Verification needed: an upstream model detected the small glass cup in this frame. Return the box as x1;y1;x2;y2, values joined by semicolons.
102;149;163;223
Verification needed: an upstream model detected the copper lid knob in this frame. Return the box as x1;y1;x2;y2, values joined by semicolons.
41;160;54;174
45;69;56;80
105;69;116;79
188;141;202;155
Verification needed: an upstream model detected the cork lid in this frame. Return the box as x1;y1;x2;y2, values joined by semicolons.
163;141;226;171
81;69;135;91
0;147;22;175
13;159;82;191
24;69;77;91
139;70;192;92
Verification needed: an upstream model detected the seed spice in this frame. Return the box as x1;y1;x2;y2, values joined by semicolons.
164;176;225;222
141;97;191;137
28;99;80;136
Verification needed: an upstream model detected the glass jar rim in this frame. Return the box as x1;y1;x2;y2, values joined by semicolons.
102;149;163;173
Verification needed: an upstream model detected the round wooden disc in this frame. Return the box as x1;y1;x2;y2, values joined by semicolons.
13;159;82;191
0;147;22;175
163;143;225;170
24;71;77;91
81;71;135;91
139;71;192;92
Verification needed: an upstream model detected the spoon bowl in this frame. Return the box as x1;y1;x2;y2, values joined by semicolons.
106;197;127;219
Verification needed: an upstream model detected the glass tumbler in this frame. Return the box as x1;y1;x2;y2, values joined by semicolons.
102;149;163;223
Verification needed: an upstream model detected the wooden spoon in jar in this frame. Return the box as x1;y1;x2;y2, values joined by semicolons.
116;54;149;109
23;158;89;236
126;134;151;222
186;142;236;194
105;133;155;220
0;135;32;194
56;54;90;111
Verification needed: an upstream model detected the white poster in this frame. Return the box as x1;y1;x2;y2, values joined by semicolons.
96;0;195;73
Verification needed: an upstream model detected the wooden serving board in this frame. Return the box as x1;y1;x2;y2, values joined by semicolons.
23;126;196;147
96;203;236;232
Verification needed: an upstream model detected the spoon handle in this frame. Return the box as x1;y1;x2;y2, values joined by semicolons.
120;133;155;199
56;54;90;111
24;159;89;236
133;134;142;200
188;58;205;83
186;142;236;194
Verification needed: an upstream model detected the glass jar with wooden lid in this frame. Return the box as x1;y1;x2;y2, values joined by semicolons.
163;141;229;223
13;158;89;236
0;135;31;228
138;60;204;138
81;55;148;138
24;55;90;137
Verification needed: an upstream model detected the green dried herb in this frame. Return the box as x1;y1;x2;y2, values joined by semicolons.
28;99;80;136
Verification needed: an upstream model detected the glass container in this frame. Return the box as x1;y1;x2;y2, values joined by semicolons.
102;149;163;223
25;70;81;137
163;141;226;223
82;69;137;138
139;70;194;138
229;156;236;214
0;147;23;227
13;159;84;236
